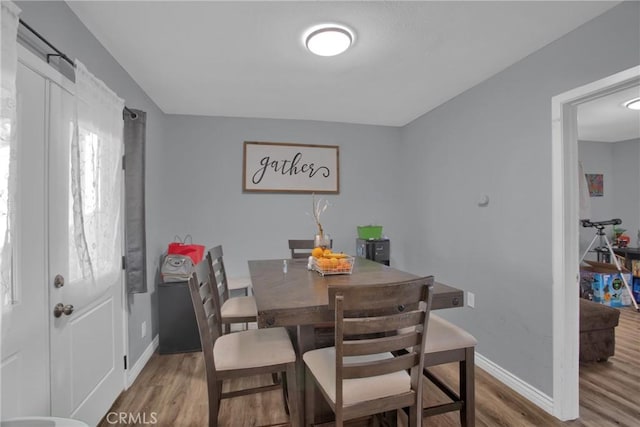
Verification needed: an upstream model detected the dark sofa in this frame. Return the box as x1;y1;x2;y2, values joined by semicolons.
579;298;620;362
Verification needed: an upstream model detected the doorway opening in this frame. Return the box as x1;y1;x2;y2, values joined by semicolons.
551;65;640;420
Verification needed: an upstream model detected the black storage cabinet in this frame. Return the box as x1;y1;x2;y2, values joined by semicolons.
158;280;201;354
356;238;391;265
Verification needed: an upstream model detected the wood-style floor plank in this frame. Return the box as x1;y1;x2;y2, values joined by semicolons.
100;307;639;426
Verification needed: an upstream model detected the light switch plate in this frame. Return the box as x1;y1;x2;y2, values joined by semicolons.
467;292;475;308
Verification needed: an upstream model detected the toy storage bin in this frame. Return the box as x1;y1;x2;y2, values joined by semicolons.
357;225;383;240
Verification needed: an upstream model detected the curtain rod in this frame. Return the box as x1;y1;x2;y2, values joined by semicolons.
19;18;138;120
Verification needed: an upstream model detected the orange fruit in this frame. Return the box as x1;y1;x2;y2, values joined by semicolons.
323;249;332;257
329;258;339;268
312;247;324;258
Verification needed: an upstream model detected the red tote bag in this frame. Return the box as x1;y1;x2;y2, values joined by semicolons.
167;235;205;265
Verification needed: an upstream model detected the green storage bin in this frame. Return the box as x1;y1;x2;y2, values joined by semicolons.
357;225;383;240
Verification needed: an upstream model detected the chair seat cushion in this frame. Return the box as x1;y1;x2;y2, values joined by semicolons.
220;296;257;319
214;327;296;370
303;347;410;406
425;314;477;353
399;314;477;353
228;276;252;291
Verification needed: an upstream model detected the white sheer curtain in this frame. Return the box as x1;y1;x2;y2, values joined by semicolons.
1;1;21;307
70;60;124;297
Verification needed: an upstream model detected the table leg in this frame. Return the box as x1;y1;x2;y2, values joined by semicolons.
295;325;315;426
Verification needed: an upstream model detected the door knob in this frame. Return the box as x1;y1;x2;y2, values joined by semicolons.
53;303;74;318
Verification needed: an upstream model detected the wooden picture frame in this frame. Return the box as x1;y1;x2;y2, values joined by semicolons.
586;173;604;197
243;141;339;193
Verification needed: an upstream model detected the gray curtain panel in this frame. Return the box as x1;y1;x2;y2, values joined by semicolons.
124;109;147;293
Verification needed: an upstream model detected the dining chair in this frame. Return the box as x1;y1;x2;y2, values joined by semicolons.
420;314;477;426
227;275;252;297
398;313;477;426
288;239;332;259
206;246;257;334
303;277;434;427
187;259;300;427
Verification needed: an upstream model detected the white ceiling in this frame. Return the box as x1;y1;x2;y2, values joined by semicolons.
578;85;640;142
67;1;623;127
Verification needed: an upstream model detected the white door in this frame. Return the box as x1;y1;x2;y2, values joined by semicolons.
47;59;125;425
0;59;50;421
1;47;125;425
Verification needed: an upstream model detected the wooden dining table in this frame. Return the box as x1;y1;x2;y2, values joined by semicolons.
248;256;465;426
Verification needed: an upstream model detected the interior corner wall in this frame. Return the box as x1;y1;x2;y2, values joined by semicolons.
578;138;640;256
611;138;640;247
158;115;403;277
578;140;615;256
398;1;640;397
15;1;166;367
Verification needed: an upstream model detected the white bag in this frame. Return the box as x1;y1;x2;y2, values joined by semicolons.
161;254;194;282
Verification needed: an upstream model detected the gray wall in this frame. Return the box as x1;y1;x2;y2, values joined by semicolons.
399;2;640;396
611;139;640;247
158;115;402;277
15;1;166;366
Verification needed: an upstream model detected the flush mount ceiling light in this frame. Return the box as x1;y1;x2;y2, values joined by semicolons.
623;97;640;110
305;25;353;57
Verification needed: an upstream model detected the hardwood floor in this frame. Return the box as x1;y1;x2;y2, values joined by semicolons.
575;307;640;427
101;308;639;426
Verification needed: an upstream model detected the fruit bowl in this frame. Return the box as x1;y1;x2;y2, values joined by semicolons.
313;255;354;276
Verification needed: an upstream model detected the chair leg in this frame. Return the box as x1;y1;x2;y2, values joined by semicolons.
304;366;315;427
285;362;301;427
408;404;420;427
460;347;475;427
281;371;290;415
208;380;223;427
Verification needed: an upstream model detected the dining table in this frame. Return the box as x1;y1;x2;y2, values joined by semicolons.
248;256;465;426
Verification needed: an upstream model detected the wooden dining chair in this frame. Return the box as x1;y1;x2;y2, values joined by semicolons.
398;313;477;426
303;277;434;427
227;275;252;297
288;239;332;259
187;259;300;427
206;246;257;334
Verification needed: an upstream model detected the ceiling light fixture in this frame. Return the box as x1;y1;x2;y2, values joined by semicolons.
305;25;353;57
623;97;640;110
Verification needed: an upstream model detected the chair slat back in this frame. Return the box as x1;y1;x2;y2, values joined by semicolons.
187;260;222;380
341;329;422;357
342;352;421;380
288;239;333;259
288;239;314;259
328;279;428;311
330;277;434;410
343;310;425;336
207;245;230;303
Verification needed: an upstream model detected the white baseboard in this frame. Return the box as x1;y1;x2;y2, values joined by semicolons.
476;352;554;416
126;335;159;389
